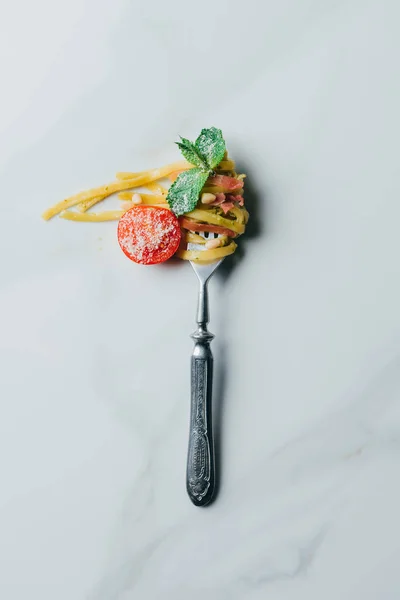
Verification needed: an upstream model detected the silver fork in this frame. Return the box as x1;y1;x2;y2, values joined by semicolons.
186;232;224;506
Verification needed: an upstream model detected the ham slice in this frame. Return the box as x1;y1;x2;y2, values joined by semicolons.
207;192;244;214
227;194;244;206
208;193;226;206
219;202;234;214
180;217;237;237
207;174;243;191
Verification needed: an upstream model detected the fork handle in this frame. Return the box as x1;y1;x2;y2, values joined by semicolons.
187;282;215;506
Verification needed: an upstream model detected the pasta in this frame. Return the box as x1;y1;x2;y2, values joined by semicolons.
60;210;125;222
42;163;191;220
176;241;237;262
185;209;245;235
42;129;248;264
145;182;168;196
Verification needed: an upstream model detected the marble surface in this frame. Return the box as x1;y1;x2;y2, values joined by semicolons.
1;0;400;598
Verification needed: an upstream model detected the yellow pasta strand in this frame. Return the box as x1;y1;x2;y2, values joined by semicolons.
117;192;167;205
176;242;237;261
117;192;134;201
184;232;206;244
146;182;168;196
228;206;245;224
60;210;124;222
217;160;235;171
43;165;190;220
78;195;107;213
140;194;169;205
121;201;169;211
186;209;245;234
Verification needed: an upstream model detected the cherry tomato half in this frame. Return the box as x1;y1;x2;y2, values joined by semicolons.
118;206;181;265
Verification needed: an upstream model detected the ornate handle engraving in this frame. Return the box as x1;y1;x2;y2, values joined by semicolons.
186;340;215;506
187;356;211;501
187;278;215;506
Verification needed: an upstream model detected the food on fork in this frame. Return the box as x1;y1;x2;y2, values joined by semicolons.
42;127;248;264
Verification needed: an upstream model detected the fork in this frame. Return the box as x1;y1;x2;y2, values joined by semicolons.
186;231;224;506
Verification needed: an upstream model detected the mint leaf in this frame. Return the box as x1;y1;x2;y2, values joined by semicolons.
176;137;209;171
167;168;209;216
195;127;226;169
169;127;226;215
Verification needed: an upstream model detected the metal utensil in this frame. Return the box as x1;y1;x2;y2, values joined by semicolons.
186;232;224;506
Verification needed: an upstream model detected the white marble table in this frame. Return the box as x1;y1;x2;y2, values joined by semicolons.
1;0;400;598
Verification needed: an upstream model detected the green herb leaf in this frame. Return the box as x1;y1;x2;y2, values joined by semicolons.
169;127;226;215
167;168;209;216
195;127;226;169
176;137;209;171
